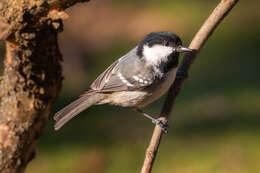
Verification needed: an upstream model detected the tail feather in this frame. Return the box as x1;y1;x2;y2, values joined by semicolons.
54;92;105;131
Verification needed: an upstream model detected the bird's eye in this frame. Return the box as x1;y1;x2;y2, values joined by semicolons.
164;41;169;46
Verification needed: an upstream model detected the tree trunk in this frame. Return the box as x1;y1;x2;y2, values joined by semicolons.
0;0;88;172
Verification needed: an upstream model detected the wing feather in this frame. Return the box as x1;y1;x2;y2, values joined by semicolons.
90;60;119;90
88;47;155;93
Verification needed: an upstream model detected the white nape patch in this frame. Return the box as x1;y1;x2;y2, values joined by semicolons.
143;44;173;66
117;72;134;87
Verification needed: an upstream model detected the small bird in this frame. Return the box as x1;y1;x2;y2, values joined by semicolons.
54;31;192;132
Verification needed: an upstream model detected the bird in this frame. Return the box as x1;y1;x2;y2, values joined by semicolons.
54;31;192;133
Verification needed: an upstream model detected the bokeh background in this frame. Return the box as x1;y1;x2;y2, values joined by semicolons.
1;0;260;173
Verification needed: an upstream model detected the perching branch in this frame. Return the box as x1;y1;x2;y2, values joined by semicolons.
0;0;88;172
141;0;239;173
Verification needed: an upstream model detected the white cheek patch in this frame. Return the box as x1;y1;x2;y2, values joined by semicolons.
143;44;174;66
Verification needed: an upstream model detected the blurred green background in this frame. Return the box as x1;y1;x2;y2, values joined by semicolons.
1;0;260;173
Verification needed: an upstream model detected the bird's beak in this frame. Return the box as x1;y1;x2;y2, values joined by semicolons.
176;46;193;53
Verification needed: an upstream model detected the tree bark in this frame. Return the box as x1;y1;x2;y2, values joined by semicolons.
141;0;239;173
0;0;88;172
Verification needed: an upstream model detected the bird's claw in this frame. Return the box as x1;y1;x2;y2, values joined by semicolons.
152;119;168;133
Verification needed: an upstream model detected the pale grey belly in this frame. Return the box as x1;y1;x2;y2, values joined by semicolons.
100;69;177;108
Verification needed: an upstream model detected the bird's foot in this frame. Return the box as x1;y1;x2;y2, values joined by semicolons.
152;119;168;133
176;69;188;79
135;109;168;133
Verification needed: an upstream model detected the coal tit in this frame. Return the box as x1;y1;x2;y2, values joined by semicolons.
54;32;192;132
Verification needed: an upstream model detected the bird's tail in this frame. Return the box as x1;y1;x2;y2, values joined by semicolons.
54;92;106;131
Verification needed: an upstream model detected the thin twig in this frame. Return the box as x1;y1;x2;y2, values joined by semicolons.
141;0;239;172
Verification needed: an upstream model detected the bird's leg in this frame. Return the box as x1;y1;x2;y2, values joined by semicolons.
136;109;168;133
176;69;188;79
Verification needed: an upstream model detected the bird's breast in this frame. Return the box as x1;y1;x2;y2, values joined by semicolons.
142;68;177;106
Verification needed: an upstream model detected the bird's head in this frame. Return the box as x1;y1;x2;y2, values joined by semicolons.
137;32;192;67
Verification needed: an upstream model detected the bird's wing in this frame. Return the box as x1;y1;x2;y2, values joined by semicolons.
89;47;155;93
89;59;120;91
